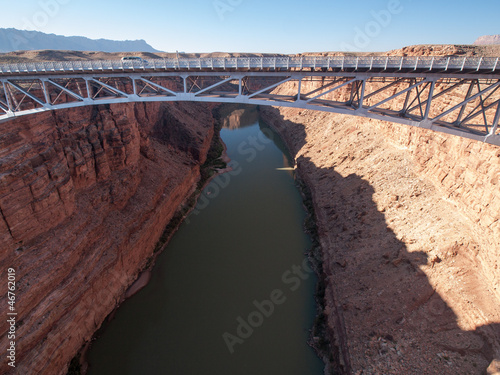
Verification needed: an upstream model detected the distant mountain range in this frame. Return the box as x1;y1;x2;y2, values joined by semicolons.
474;35;500;46
0;28;160;53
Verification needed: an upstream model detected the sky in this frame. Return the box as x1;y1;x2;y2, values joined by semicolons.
1;0;500;54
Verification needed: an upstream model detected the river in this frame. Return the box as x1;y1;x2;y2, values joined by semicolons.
87;105;324;375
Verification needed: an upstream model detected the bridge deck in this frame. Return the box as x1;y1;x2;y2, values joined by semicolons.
0;56;499;76
1;56;499;146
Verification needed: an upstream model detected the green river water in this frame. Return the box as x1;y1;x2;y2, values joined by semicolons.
87;106;324;375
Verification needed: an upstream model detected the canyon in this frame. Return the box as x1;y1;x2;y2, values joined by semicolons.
261;106;500;374
260;45;500;374
0;101;216;374
0;44;499;375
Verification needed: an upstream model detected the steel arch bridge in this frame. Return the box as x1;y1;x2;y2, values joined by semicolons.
1;55;500;145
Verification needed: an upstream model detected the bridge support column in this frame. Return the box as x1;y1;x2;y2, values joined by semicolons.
1;81;13;112
358;79;366;109
423;80;436;120
486;101;500;140
132;78;137;96
297;78;302;101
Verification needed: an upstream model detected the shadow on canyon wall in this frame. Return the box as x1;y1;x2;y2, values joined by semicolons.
261;106;499;375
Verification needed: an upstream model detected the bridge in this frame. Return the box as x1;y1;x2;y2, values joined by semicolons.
1;55;500;145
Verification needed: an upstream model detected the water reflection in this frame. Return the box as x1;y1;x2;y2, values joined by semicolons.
87;105;323;375
220;104;260;130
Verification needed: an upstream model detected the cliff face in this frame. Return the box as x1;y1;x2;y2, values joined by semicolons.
474;35;500;46
261;77;500;373
0;101;215;374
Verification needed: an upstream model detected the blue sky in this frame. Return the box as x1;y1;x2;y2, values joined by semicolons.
2;0;500;53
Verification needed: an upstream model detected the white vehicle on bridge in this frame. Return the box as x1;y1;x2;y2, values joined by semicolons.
120;56;148;66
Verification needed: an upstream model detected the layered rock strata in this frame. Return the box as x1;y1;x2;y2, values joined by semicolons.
261;103;500;374
0;102;215;374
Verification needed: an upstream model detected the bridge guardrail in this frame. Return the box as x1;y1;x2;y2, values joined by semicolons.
0;56;499;75
1;56;499;145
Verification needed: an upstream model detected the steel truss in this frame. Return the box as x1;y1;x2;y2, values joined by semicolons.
1;70;499;145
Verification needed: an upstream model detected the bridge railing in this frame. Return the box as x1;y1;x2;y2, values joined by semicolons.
0;56;499;75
